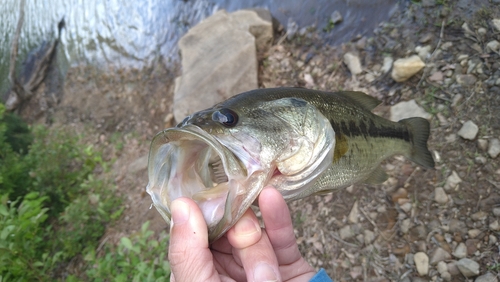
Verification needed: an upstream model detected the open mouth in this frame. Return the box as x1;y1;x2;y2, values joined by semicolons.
146;125;248;232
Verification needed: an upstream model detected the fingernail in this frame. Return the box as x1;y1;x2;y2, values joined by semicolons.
234;216;260;237
254;262;278;282
171;199;190;227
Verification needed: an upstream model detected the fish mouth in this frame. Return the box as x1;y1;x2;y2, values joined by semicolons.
146;125;267;242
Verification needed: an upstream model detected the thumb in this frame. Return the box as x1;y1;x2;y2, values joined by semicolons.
168;198;219;282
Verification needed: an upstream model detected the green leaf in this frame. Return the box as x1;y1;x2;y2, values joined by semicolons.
1;225;15;240
120;237;134;250
0;205;8;216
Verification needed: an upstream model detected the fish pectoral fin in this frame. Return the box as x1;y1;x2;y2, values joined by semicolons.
313;190;334;196
363;167;389;185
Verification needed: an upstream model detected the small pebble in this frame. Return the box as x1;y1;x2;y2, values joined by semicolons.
437;261;448;274
430;247;451;265
339;225;354;240
474;272;498;282
490;220;499;231
457;121;479;140
444;171;462;191
434;187;448;204
468;229;481;238
456;258;480;277
414;252;429;276
452;242;467;259
493;207;500;217
471;211;487;221
488;138;500;158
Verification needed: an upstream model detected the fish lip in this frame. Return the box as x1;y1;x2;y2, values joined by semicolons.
146;124;264;242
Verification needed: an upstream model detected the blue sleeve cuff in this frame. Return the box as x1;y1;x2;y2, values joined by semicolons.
309;268;333;282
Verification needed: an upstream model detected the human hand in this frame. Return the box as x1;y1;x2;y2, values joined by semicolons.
168;186;316;281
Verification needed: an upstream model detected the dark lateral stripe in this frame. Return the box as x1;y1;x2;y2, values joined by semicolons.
331;119;411;142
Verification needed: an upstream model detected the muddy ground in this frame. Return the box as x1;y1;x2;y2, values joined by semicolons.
18;1;500;281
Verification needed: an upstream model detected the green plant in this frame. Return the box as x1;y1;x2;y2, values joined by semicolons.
85;221;170;282
0;103;124;280
0;192;55;281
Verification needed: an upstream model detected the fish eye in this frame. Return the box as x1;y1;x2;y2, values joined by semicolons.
212;109;238;127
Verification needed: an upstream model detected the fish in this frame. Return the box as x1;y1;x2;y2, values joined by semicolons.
146;87;434;242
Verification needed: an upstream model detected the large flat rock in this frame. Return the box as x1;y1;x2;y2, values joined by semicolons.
173;9;273;122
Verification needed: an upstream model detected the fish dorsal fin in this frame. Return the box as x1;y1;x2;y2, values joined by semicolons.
363;166;388;185
336;91;382;111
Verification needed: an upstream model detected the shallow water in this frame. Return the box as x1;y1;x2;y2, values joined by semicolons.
0;0;399;94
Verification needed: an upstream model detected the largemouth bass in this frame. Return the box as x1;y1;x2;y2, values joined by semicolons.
147;87;434;242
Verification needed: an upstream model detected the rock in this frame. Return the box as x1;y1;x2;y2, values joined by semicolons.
355;37;367;50
449;219;466;233
441;271;452;281
448;261;461;276
457;120;479;140
456;258;480;277
444;171;462;191
348;201;359;224
400;202;412;213
452;242;467;259
419;33;433;44
390;100;431;121
488;138;500;158
493;19;500;32
478;139;488;151
350;266;362;279
364;73;375;82
490;220;500;231
364;230;376;245
471;211;487;221
429;71;444;82
434;187;448;204
343;52;363;75
414;252;429;276
466;239;480;255
391;55;426;82
462;22;474;36
475;272;498;282
441;41;453;51
173;9;272;122
437;261;448;274
456;74;478;87
486;40;500;53
467;229;481;238
430;247;451;265
339;225;354;240
451;94;464;108
415;45;432;60
489;235;498;245
392;188;408;202
401;218;411;233
493;207;500;217
330;11;343;24
381;56;393;73
303;73;315;87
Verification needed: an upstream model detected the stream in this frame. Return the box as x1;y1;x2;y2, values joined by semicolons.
0;0;399;95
